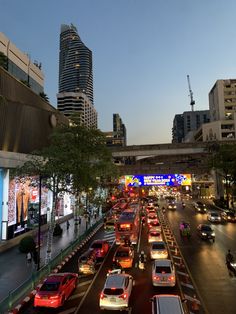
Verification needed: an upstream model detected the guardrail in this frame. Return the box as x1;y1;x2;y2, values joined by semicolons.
0;219;103;314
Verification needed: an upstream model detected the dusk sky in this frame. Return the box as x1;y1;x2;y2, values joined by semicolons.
1;0;236;145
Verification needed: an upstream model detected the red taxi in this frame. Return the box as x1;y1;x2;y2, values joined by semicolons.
90;239;110;260
34;273;78;308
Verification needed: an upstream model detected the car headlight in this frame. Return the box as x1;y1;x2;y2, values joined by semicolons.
212;232;215;236
201;232;206;236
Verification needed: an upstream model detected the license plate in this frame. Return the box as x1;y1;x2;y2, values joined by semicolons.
42;296;48;299
110;297;116;302
161;277;167;281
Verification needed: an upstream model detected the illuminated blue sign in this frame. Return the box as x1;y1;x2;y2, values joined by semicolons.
125;174;191;187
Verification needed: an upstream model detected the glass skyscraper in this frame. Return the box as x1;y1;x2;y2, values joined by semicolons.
57;24;97;128
58;24;93;104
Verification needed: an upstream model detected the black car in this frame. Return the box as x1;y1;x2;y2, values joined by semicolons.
194;201;207;213
197;224;215;242
224;210;236;222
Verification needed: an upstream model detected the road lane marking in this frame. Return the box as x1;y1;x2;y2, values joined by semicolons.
213;225;235;241
69;291;85;300
184;294;201;304
77;279;93;287
180;282;194;289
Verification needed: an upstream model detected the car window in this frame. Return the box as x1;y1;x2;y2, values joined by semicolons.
104;288;124;295
116;250;129;257
155;266;171;273
152;243;165;250
91;243;102;249
41;282;60;291
202;225;212;231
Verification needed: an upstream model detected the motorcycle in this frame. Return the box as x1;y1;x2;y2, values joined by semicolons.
138;260;145;270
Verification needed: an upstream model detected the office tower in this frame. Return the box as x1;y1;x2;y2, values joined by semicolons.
201;79;236;141
172;110;210;143
57;24;97;127
0;32;44;94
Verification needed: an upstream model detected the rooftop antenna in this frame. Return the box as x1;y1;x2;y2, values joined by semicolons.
187;75;195;111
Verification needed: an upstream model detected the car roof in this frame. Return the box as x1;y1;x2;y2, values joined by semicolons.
91;239;106;244
153;294;183;314
154;259;171;267
45;273;67;282
105;274;128;289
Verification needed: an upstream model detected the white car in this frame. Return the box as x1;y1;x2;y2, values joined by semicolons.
152;259;176;287
148;230;163;243
150;241;168;260
99;273;134;310
147;213;158;224
208;212;221;223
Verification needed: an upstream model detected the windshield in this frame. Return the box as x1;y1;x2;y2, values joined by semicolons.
40;282;60;292
202;225;212;231
152;243;165;250
116;250;129;257
155;266;171;274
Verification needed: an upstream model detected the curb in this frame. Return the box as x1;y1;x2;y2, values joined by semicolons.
8;223;102;314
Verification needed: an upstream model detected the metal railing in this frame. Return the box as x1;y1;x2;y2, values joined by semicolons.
0;219;102;314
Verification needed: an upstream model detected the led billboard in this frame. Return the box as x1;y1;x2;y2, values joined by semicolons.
123;174;191;187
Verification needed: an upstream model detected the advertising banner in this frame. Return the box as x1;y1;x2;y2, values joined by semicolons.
123;174;192;187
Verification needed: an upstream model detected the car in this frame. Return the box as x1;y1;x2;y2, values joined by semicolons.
207;211;222;223
90;239;110;261
193;201;207;213
146;206;156;214
148;220;162;232
167;201;177;210
113;245;134;268
151;294;187;314
224;210;236;222
152;259;176;287
150;241;168;259
197;224;215;242
148;229;163;243
147;213;158;224
34;273;78;308
78;249;97;275
104;219;115;232
99;273;134;310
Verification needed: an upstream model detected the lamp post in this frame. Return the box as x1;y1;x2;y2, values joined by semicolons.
37;175;42;271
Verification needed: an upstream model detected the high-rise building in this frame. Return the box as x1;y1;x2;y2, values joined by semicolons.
57;24;97;127
0;32;44;94
172;110;210;143
104;114;127;147
201;79;236;141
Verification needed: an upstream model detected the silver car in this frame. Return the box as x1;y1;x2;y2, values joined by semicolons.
150;241;168;259
208;212;221;223
152;259;176;287
99;273;134;310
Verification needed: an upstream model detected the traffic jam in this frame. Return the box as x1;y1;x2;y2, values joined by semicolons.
16;194;210;314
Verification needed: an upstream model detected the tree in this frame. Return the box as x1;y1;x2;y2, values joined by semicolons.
0;52;8;70
39;92;49;103
209;143;236;208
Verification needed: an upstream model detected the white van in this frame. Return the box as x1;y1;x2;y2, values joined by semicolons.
151;294;187;314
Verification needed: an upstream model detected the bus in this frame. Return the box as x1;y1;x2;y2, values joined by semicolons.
111;200;129;220
115;204;141;245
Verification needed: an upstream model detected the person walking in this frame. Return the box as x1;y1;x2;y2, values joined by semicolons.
66;220;70;230
26;252;32;265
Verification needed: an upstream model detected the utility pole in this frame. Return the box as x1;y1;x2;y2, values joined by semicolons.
187;75;195;111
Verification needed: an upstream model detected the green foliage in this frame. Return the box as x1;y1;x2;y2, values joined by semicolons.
19;235;36;253
0;52;8;70
53;223;63;236
39;92;49;102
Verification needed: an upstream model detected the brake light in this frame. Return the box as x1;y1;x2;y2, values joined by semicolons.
154;276;160;281
119;293;127;299
35;294;41;299
49;295;60;299
100;249;104;253
168;276;175;281
100;292;107;299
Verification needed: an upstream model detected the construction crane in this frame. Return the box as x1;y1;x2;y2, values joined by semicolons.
187;75;195;111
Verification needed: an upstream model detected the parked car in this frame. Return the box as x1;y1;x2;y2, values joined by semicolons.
90;239;110;261
197;224;215;242
34;273;78;308
152;259;176;287
113;245;134;268
150;241;168;259
78;249;97;275
99;273;134;310
193;201;207;213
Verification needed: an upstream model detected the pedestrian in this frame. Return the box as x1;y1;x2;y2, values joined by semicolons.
66;220;70;230
94;212;97;220
78;216;81;225
26;251;32;265
32;249;39;266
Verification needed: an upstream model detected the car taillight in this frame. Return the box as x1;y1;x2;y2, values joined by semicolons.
35;294;41;299
154;276;160;281
168;276;175;281
101;249;104;253
49;295;60;299
100;292;107;299
119;293;127;299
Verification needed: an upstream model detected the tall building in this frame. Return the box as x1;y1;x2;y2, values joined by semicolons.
57;24;97;127
201;79;236;141
104;114;127;147
0;32;44;94
172;110;210;143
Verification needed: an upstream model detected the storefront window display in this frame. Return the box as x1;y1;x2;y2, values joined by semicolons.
8;174;52;237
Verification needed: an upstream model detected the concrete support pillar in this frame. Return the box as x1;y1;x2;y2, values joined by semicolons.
212;169;224;200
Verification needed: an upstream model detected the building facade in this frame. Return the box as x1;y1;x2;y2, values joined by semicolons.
0;32;44;94
57;24;97;127
104;114;127;147
201;79;236;141
172;110;210;143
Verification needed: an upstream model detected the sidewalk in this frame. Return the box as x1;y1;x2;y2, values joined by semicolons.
0;216;97;302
